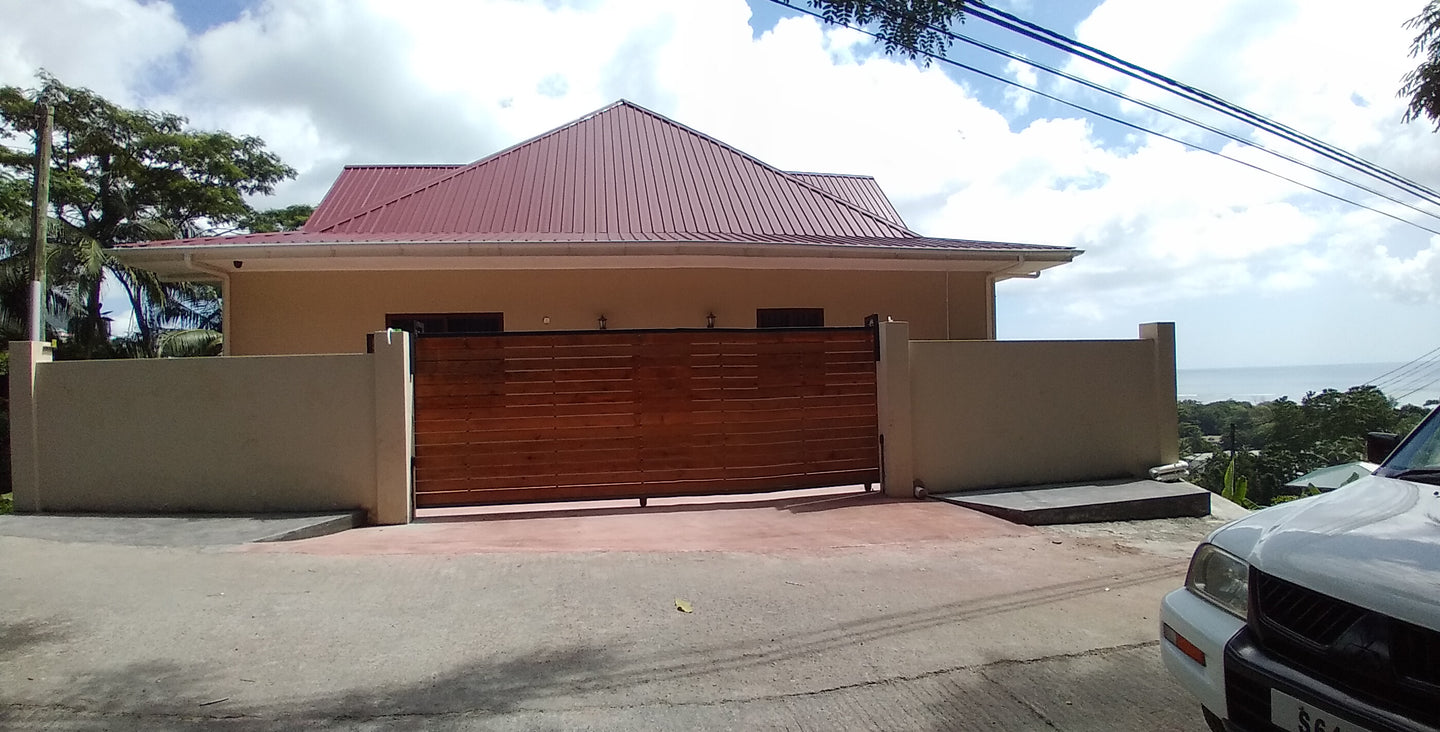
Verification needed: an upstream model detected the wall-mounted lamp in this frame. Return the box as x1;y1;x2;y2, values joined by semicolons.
706;312;716;329
597;314;608;330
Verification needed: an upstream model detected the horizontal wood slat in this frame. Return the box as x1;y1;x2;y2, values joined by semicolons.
413;328;878;506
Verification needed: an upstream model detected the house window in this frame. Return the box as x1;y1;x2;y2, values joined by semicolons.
756;308;824;328
386;312;504;335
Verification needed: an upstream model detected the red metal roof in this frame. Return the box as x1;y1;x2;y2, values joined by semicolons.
305;164;911;232
119;100;1075;261
788;173;906;227
310;101;915;238
305;165;462;231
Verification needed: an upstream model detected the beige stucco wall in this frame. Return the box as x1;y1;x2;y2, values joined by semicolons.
29;353;382;516
228;268;992;355
907;334;1174;492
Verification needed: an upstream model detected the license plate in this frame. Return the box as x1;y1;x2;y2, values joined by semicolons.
1269;689;1374;732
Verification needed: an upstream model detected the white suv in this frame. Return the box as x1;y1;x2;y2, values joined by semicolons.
1160;407;1440;732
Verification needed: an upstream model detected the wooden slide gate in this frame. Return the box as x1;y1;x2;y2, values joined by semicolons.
412;327;880;508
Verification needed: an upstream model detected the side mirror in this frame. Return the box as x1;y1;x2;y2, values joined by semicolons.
1366;432;1400;464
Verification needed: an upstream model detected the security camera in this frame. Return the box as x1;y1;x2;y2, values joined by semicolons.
233;260;244;269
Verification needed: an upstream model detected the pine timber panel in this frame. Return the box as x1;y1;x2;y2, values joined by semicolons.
412;328;879;507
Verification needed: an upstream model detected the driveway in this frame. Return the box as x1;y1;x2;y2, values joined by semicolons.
0;487;1223;730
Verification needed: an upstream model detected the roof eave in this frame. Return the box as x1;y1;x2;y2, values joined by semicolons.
114;239;1079;279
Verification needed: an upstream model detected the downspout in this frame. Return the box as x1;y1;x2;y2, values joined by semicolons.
184;254;232;356
944;270;950;339
985;254;1034;340
983;271;996;340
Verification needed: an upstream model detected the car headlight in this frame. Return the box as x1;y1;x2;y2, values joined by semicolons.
1186;543;1249;619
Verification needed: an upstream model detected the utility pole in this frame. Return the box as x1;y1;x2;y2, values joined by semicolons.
29;102;52;342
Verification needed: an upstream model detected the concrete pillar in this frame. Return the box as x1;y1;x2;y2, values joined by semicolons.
371;330;413;525
1140;322;1180;465
9;341;52;512
877;321;915;498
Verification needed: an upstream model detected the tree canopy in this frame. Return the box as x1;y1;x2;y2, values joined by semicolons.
238;203;313;233
1402;1;1440;127
807;0;966;59
1183;386;1428;505
0;72;297;356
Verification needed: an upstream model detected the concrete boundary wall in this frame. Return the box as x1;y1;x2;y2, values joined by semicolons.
9;332;413;524
877;322;1178;496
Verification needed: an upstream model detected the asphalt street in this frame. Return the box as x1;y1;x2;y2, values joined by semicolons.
0;497;1226;731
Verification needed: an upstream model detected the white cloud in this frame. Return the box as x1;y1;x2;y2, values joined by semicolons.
3;0;1440;365
0;0;187;103
1002;57;1038;114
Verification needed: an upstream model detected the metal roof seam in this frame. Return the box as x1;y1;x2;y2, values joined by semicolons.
646;113;679;232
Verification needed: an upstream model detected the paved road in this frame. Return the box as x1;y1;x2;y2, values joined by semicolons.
0;503;1223;730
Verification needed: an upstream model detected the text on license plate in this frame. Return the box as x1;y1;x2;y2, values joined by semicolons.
1269;689;1375;732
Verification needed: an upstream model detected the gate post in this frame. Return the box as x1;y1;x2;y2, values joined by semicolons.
371;330;413;524
1140;322;1180;466
876;321;915;499
9;341;52;512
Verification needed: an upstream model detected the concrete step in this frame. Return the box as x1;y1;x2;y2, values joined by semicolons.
0;510;364;546
932;479;1212;526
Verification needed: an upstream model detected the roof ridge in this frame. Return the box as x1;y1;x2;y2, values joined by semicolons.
616;100;916;237
787;171;877;180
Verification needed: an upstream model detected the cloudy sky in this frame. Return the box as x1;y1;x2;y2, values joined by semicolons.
3;0;1439;371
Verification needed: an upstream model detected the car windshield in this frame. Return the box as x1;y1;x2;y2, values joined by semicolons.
1378;407;1440;482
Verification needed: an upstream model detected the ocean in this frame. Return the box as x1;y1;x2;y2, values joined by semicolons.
1176;362;1440;407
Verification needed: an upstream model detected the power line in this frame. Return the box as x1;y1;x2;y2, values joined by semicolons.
963;0;1440;209
1368;346;1440;404
766;0;1440;237
1390;359;1440;401
936;21;1440;226
1368;344;1440;386
1377;357;1440;397
1394;377;1440;402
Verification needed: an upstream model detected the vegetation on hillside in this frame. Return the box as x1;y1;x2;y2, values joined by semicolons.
1181;385;1431;506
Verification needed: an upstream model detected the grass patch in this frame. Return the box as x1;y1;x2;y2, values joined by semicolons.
0;492;12;515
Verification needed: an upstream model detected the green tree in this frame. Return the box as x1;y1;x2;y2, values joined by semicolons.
1191;386;1423;504
236;203;313;233
807;0;967;59
1402;1;1440;127
0;170;89;347
0;72;296;357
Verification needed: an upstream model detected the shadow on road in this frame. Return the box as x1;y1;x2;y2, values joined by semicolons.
0;618;71;661
0;560;1189;729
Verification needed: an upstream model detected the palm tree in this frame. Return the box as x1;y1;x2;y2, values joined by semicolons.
1;73;296;359
0;174;92;350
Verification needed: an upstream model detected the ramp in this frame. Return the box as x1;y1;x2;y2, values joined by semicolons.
932;479;1212;525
